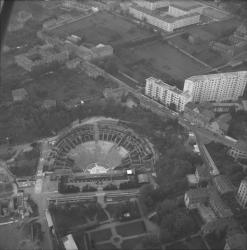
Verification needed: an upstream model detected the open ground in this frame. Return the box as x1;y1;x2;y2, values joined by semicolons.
50;11;153;46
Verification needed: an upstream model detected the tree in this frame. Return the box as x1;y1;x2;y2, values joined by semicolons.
157;199;177;218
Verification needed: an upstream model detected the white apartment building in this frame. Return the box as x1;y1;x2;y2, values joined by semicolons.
134;0;169;10
183;71;247;103
128;4;201;32
145;77;191;111
237;178;247;209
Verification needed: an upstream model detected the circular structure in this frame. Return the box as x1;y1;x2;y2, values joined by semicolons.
48;118;155;174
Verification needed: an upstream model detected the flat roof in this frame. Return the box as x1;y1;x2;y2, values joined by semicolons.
170;1;203;11
130;4;200;23
186;71;247;82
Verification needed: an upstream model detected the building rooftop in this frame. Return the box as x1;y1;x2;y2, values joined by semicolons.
170;1;203;11
146;76;184;95
130;4;200;23
186;71;247;82
62;234;78;250
185;187;209;200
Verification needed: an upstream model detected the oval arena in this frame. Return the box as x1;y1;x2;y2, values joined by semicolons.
47;118;156;185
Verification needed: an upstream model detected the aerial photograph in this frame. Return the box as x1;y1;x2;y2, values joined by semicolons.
0;0;247;249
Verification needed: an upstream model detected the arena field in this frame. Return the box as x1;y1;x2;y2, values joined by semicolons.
48;117;155;174
50;11;153;46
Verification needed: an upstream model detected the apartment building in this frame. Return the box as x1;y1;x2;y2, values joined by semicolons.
237;178;247;209
228;140;247;160
145;77;191;111
183;71;247;103
128;3;201;32
15;44;69;72
133;0;169;10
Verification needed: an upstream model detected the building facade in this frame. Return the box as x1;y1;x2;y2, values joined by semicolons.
184;188;209;209
228;140;247;160
183;71;247;103
237;178;247;209
128;4;200;32
145;77;191;111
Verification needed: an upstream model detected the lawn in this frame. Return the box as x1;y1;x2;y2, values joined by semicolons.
117;40;208;84
51;11;152;46
116;220;146;237
96;242;118;250
121;235;146;250
90;228;112;243
166;242;188;250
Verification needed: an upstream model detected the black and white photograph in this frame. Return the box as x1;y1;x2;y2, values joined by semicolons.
0;0;247;249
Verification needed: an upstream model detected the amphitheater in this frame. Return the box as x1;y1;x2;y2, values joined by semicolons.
47;117;156;177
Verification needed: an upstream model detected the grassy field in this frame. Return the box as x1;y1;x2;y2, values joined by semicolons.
121;235;146;250
117;40;208;85
116;220;146;237
51;11;152;46
95;242;118;250
90;228;112;243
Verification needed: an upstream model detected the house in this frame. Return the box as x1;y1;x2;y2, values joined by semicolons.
184;188;208;209
12;88;28;102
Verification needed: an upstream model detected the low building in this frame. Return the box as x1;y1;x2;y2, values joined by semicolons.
195;164;210;184
12;88;28;102
184;188;208;209
236;178;247;209
129;3;201;32
62;234;78;250
224;233;247;250
213;175;235;195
